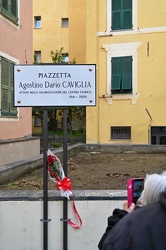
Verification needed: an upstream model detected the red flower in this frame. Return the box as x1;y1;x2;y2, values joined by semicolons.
56;177;72;191
48;155;57;165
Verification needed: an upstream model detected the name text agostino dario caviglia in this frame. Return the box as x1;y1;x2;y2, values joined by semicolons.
18;72;92;90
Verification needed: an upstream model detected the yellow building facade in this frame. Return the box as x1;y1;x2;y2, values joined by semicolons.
86;0;166;145
33;0;86;64
33;0;166;145
33;0;86;134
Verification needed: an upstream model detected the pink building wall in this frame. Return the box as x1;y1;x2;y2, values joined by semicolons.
0;0;33;140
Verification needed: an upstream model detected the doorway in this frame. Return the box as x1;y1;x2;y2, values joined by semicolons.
151;127;166;145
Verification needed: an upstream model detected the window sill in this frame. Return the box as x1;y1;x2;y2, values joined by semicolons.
98;27;166;37
109;139;132;142
0;13;19;26
0;116;18;121
105;93;140;104
98;29;134;37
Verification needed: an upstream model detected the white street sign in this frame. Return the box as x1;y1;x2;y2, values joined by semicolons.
14;64;96;107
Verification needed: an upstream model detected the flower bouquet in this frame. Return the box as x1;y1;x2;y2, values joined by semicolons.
47;149;72;199
47;149;82;228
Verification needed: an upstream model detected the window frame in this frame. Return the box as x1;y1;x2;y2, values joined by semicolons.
34;51;41;64
111;126;131;140
112;0;132;31
111;56;132;94
151;126;166;145
34;116;42;127
61;18;69;27
62;53;69;63
0;0;18;24
107;0;137;33
34;16;41;28
102;42;141;104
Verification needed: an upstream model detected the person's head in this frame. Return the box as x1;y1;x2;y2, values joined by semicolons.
138;171;166;206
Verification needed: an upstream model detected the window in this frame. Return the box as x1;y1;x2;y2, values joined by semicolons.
0;56;17;117
104;0;137;34
62;53;69;63
34;51;41;63
102;42;141;104
111;126;131;139
111;56;132;94
61;18;69;27
0;0;18;23
34;16;41;28
34;117;42;127
112;0;132;30
151;127;166;145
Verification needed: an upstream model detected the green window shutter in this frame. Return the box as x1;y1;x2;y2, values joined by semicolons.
122;74;132;89
122;0;132;29
112;0;121;10
10;62;17;115
1;57;10;115
11;0;17;19
1;88;9;115
1;57;17;117
112;12;121;30
1;0;18;23
112;57;121;90
1;57;9;86
123;10;132;29
112;0;121;30
122;56;132;90
2;0;9;11
111;56;132;94
112;0;132;30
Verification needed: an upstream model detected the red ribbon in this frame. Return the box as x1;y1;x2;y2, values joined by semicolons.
56;177;72;191
47;164;82;229
68;200;82;229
